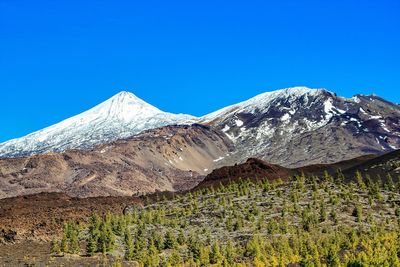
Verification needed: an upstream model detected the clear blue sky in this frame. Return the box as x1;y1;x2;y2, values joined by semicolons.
1;0;399;142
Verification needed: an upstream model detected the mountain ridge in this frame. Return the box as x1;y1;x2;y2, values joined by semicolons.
1;86;399;169
199;87;400;167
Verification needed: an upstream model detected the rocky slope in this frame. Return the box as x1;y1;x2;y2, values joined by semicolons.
0;124;233;199
195;158;294;189
196;150;399;190
1;87;400;199
201;87;400;167
2;87;400;169
342;149;400;181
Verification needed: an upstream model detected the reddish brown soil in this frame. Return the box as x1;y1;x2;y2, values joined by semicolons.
0;241;136;267
0;192;141;243
196;154;377;189
196;158;295;189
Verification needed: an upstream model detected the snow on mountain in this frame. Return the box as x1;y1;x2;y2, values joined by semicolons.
1;87;400;167
201;87;324;122
0;91;196;158
200;86;400;167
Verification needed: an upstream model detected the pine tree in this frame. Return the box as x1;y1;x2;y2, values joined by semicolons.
188;235;201;260
147;242;159;267
69;232;80;254
210;241;223;264
98;221;115;254
168;250;181;266
356;171;366;190
124;240;134;260
86;235;97;256
50;238;61;255
330;209;338;225
164;231;177;249
319;201;327;222
245;235;262;258
225;240;236;265
353;205;363;223
61;233;69;254
335;168;345;185
323;170;333;184
199;245;210;266
326;245;341;267
387;174;395;191
177;229;186;246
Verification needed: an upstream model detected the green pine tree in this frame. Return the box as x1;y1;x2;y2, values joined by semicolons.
50;238;61;255
210;241;223;264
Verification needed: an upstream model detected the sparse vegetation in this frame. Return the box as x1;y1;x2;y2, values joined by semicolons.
52;173;400;266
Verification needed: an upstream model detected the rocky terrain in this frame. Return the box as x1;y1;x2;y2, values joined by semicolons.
0;192;141;243
196;153;381;189
199;149;400;190
342;149;400;181
201;87;400;167
0;124;233;199
2;166;400;266
1;86;400;200
1;150;397;246
1;150;399;266
2;88;400;169
196;158;295;189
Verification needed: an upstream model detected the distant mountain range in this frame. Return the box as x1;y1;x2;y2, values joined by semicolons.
1;87;399;163
0;86;399;198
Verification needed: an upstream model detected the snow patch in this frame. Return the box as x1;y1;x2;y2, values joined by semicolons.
353;96;361;103
371;115;382;120
222;125;230;132
389;143;397;150
235;119;244;127
324;98;345;117
359;107;367;114
281;113;291;122
213;156;225;162
380;122;390;132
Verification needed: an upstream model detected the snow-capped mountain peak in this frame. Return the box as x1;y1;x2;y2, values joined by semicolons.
200;86;400;167
1;86;400;165
82;91;163;123
200;86;328;123
0;91;196;158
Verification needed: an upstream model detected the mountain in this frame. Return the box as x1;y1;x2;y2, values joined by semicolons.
2;87;400;165
200;87;400;167
0;124;233;199
0;91;195;158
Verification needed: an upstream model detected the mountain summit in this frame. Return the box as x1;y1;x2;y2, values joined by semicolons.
1;87;399;164
201;87;400;167
0;91;195;157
